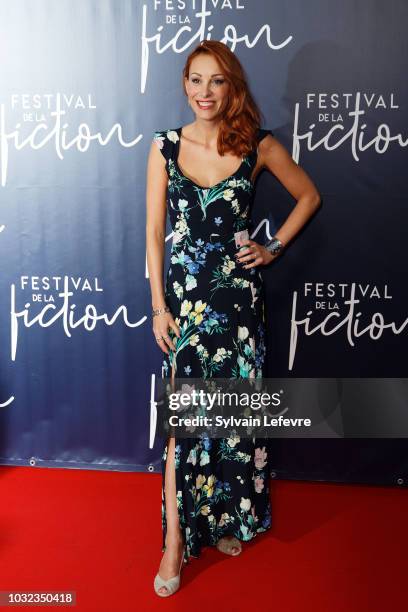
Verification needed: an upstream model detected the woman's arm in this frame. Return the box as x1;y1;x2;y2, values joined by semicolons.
258;134;321;248
146;141;168;310
145;141;179;354
237;134;322;269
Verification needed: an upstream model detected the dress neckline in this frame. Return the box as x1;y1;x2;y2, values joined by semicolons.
174;126;247;190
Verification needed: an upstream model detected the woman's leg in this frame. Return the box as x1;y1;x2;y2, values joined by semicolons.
157;436;184;594
156;357;185;594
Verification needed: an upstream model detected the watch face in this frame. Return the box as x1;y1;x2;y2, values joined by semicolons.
265;237;282;255
267;239;282;254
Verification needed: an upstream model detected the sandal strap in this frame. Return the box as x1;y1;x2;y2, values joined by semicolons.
154;573;180;595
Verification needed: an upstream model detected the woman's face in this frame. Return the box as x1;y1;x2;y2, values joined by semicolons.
184;54;229;120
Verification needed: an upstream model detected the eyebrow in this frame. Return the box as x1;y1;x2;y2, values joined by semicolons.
190;72;224;77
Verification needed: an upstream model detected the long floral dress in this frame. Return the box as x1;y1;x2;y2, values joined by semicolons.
153;126;274;563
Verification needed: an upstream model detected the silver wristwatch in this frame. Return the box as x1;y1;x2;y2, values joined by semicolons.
265;236;283;255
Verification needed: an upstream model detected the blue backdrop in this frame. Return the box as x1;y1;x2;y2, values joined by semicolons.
0;0;406;486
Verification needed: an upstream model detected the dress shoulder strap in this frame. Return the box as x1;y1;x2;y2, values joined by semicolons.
257;128;274;143
152;128;179;161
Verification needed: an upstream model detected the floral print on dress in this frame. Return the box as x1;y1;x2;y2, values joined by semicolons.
154;126;274;563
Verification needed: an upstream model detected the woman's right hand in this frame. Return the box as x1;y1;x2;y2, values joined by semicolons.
153;311;180;355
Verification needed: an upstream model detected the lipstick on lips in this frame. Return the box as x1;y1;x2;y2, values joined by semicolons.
196;100;215;110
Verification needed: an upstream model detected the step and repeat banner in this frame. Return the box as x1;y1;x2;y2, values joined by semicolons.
0;0;406;486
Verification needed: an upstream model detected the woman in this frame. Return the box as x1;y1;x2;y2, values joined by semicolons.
146;40;321;597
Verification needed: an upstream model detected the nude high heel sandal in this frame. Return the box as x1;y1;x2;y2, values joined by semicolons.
216;536;242;556
154;550;186;597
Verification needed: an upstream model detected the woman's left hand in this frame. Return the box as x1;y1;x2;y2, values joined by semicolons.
234;239;277;268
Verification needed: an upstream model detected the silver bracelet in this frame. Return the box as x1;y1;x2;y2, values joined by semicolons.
152;305;170;317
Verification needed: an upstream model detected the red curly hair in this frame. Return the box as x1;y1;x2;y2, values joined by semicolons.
181;40;264;158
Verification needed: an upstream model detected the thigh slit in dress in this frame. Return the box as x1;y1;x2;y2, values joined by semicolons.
153;126;273;563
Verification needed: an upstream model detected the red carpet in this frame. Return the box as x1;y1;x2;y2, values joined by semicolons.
0;465;406;611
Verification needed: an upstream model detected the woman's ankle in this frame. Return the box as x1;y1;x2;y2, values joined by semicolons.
165;531;184;548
